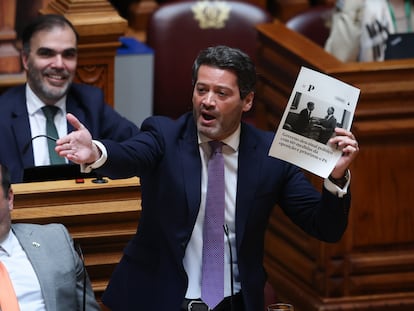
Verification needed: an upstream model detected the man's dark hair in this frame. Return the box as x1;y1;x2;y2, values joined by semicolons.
21;14;79;55
307;102;315;108
192;45;256;99
0;165;11;199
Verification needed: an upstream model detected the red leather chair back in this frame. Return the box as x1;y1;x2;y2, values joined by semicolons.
285;5;333;47
147;0;273;119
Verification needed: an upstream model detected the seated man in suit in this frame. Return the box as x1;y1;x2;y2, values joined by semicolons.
0;163;101;311
0;14;139;183
316;106;337;144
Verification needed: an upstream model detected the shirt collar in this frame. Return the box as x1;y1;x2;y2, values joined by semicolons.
198;124;241;153
0;230;14;256
26;83;67;116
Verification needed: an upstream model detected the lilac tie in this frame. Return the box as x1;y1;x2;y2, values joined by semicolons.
201;140;225;309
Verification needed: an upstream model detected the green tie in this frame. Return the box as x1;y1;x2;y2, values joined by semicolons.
41;106;65;165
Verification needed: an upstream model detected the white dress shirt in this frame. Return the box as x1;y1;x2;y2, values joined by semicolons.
26;84;68;166
184;126;242;299
0;230;46;311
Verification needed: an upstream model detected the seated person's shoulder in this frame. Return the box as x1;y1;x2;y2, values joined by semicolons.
0;84;26;102
14;222;69;236
70;82;103;95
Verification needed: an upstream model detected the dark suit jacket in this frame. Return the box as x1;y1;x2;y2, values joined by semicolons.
318;115;337;144
12;223;101;311
293;108;311;134
0;83;139;183
99;112;350;311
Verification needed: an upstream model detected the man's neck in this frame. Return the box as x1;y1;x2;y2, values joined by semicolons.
0;223;11;244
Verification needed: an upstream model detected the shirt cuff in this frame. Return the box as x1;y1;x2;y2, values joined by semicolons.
80;140;108;173
324;170;351;198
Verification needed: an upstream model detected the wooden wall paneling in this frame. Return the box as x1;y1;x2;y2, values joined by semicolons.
74;45;115;105
126;0;159;43
268;0;310;21
256;20;414;311
0;0;20;73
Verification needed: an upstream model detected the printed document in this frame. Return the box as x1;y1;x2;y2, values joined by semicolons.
268;67;360;178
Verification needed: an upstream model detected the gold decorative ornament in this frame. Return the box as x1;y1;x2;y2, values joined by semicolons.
192;0;231;29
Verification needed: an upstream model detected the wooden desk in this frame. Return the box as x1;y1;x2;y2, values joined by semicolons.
256;20;414;311
11;177;141;303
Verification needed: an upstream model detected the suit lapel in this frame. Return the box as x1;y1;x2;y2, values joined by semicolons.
180;119;202;224
159;117;201;267
12;224;56;310
235;124;261;248
11;90;35;168
66;90;86;133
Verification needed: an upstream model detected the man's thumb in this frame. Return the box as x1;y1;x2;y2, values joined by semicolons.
66;113;84;130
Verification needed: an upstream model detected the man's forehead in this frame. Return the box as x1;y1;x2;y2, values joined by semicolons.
197;66;238;84
31;26;76;45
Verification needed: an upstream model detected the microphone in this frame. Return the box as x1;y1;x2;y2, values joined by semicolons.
75;242;86;311
223;224;235;311
22;134;58;155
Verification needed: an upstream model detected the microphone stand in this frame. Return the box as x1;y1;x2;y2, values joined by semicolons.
223;224;235;311
22;134;58;155
91;174;108;184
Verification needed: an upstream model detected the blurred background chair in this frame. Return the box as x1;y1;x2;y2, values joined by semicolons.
146;0;273;119
285;4;333;47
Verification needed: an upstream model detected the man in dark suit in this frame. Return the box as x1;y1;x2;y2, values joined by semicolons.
317;106;338;144
0;163;101;310
293;101;314;135
0;14;139;183
56;46;360;311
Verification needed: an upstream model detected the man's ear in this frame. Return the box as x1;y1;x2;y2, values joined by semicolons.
242;92;254;112
7;188;14;212
21;53;29;71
